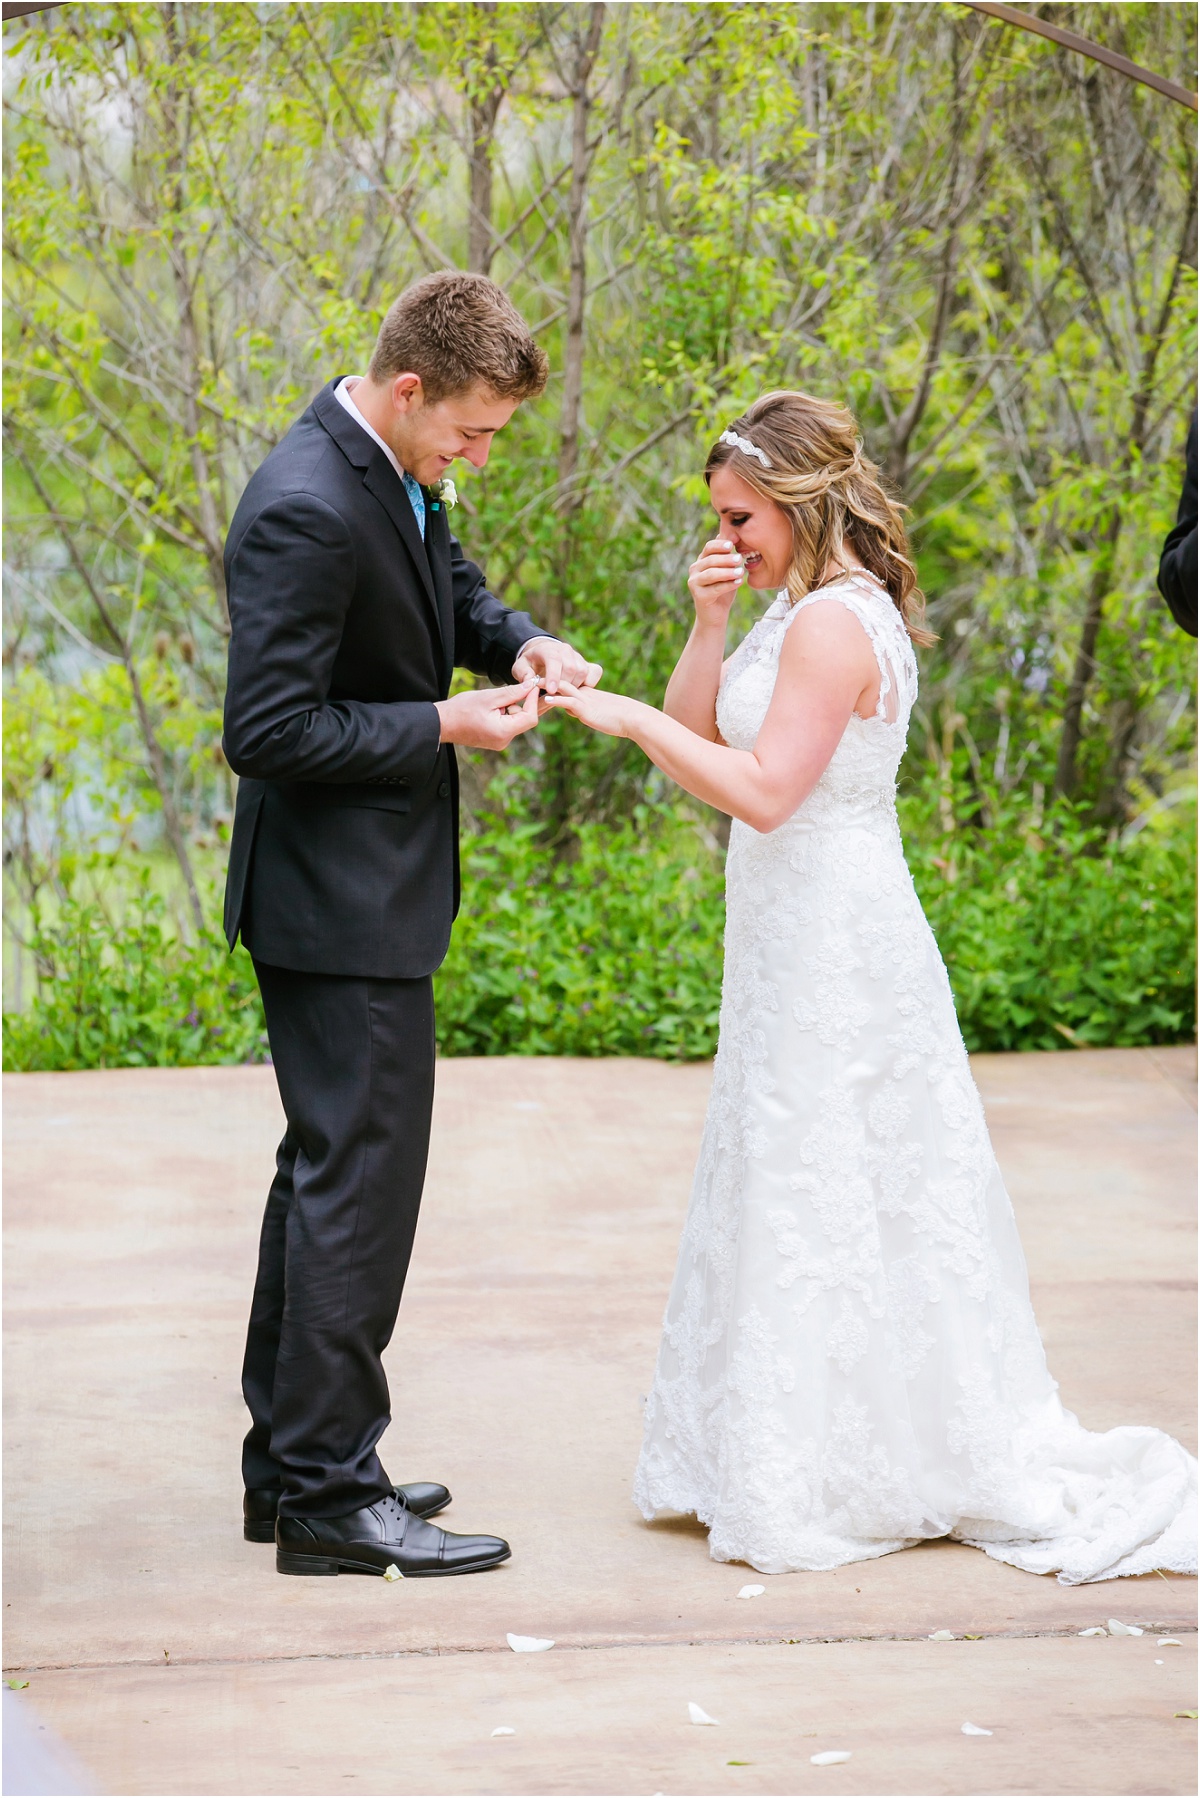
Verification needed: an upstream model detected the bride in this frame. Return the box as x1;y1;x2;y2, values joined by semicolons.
545;389;1196;1584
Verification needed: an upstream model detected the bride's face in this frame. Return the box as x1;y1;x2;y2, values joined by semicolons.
707;466;793;590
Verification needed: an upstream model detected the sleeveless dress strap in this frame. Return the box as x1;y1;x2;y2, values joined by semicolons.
780;574;916;724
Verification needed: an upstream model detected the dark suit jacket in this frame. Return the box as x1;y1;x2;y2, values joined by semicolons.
1157;410;1197;638
221;379;545;978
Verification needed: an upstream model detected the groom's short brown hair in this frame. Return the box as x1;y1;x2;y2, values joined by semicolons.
368;271;548;404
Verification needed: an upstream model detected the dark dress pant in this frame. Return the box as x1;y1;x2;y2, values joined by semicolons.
241;959;436;1518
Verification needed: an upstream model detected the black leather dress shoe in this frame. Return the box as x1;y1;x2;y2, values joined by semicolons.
275;1493;510;1577
243;1481;450;1543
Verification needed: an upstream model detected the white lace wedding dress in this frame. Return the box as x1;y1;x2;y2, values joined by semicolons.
633;574;1197;1584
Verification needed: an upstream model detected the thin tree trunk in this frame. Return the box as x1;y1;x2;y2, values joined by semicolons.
885;217;959;488
161;3;230;630
467;90;502;274
548;0;605;643
542;4;604;845
1053;512;1120;801
1053;174;1196;801
466;35;504;277
885;25;970;491
173;275;229;629
15;450;207;936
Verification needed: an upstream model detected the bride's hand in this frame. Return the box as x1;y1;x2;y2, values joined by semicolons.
541;681;638;740
688;537;744;628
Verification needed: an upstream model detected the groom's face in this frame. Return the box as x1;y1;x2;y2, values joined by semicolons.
385;376;519;485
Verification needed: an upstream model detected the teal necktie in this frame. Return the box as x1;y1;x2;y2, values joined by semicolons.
402;471;426;540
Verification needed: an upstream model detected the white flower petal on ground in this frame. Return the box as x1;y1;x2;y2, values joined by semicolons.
1078;1627;1107;1637
383;1564;403;1582
961;1722;993;1736
688;1703;719;1726
506;1633;554;1653
737;1584;766;1599
928;1630;955;1640
1156;1659;1165;1665
811;1750;852;1766
1106;1619;1143;1636
490;1727;515;1738
1158;1639;1182;1647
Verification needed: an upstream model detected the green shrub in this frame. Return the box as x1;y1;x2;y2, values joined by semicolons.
908;803;1196;1053
436;816;725;1058
2;805;1194;1072
2;876;269;1071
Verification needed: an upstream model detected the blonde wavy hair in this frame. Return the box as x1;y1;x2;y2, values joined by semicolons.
704;390;934;646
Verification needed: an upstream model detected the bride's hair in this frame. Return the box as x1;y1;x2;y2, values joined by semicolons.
705;390;934;645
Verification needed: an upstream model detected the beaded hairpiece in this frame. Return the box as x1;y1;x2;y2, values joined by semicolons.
718;428;772;468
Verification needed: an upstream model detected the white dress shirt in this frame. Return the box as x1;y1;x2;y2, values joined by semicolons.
334;376;406;484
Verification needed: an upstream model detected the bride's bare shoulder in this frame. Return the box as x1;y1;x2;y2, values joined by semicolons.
780;592;878;658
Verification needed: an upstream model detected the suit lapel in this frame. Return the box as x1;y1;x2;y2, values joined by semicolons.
424;494;456;689
362;457;444;655
311;381;445;658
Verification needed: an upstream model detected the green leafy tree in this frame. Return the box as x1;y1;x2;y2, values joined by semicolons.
4;2;1195;1065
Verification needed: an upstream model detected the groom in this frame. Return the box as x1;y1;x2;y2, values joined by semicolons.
222;271;600;1577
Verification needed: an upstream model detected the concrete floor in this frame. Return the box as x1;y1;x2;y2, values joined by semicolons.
4;1046;1196;1796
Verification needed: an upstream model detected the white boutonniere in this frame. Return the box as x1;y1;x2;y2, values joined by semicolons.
434;477;457;508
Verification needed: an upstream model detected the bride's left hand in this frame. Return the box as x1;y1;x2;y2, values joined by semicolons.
540;680;637;739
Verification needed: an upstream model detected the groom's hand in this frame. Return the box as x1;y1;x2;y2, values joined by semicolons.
513;637;603;695
435;678;542;750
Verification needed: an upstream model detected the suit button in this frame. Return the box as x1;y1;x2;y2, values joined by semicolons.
438;781;450;798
